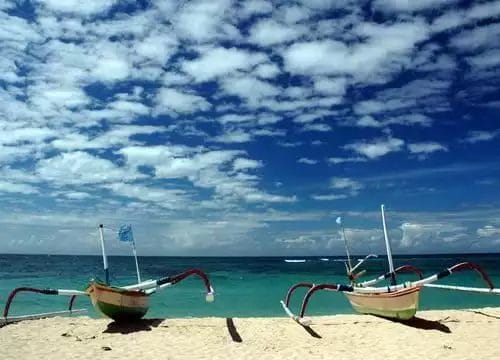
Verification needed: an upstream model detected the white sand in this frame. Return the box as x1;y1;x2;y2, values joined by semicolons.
1;308;499;360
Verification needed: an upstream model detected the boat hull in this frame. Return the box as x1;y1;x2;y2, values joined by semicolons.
86;282;149;322
344;286;421;320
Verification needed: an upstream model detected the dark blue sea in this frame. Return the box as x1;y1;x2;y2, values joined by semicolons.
1;254;499;319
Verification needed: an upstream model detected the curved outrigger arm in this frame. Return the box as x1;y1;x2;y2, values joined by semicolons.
357;264;424;287
354;262;498;294
280;282;353;325
122;268;215;302
2;287;88;323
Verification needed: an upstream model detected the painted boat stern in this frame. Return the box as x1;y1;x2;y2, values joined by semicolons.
86;282;150;322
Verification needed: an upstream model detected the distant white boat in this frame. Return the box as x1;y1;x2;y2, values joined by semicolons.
320;258;329;261
284;259;306;263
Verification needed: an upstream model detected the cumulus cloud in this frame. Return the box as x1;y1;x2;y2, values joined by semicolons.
477;225;500;237
182;47;266;81
35;0;118;16
462;130;500;144
154;88;211;115
283;19;429;82
373;0;458;13
249;18;305;46
400;222;468;248
0;180;39;194
37;151;142;185
344;138;405;159
408;142;448;155
298;158;318;165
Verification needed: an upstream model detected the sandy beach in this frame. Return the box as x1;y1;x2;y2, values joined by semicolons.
1;307;499;360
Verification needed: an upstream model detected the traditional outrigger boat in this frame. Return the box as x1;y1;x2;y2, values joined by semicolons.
2;224;214;325
281;205;499;324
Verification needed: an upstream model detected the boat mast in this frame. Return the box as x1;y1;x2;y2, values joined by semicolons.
380;205;396;285
98;224;110;285
132;239;141;283
337;217;352;271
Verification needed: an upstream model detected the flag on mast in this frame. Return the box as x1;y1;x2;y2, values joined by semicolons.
336;216;342;225
118;224;134;243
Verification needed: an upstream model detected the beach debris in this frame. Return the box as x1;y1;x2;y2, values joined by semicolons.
101;346;112;351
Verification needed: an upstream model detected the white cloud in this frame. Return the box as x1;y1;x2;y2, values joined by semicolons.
432;1;500;33
344;138;405;159
330;177;363;191
61;191;92;200
243;192;297;203
327;157;367;164
463;130;500;144
280;5;312;23
312;177;363;201
298;158;318;165
214;130;253;143
51;126;165;151
182;47;266;82
408;142;448;154
253;63;281;78
477;225;500;238
91;51;130;82
0;180;38;194
249;18;305;46
175;0;236;42
0;127;56;145
239;0;273;18
467;49;500;69
400;222;467;248
373;0;458;13
133;30;178;65
450;23;500;52
313;77;347;96
37;151;141;185
233;158;262;171
283;20;429;81
354;99;416;115
311;194;348;201
105;182;190;209
220;75;280;105
154;88;211;115
0;145;34;164
35;0;118;16
301;123;331;132
356;115;382;128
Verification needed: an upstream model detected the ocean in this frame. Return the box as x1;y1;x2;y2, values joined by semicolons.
1;254;499;319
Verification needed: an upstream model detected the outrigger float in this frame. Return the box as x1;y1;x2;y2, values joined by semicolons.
2;224;214;325
281;205;499;325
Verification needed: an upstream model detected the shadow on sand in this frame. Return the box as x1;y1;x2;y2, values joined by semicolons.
384;316;451;333
226;318;243;342
103;319;164;334
300;324;322;338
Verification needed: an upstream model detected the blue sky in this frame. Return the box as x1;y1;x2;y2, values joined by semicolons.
0;0;499;256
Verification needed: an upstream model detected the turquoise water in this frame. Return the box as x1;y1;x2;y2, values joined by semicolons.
1;254;499;319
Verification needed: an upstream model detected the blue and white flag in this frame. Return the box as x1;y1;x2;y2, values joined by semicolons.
336;216;342;225
118;224;134;243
